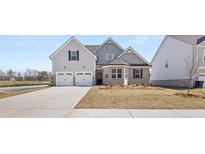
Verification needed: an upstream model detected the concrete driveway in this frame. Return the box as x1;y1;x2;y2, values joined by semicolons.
0;86;90;118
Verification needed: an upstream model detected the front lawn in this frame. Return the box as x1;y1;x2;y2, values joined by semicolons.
75;86;205;109
0;81;50;87
0;87;48;99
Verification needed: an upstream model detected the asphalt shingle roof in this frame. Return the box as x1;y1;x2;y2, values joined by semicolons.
84;45;100;53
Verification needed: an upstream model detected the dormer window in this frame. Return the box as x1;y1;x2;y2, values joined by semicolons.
106;54;114;60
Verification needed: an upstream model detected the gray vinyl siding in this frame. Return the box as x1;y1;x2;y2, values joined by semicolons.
95;43;124;65
128;68;150;85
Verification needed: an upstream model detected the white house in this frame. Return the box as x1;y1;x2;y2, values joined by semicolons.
151;35;205;87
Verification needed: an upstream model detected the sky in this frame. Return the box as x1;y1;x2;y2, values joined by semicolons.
0;35;164;72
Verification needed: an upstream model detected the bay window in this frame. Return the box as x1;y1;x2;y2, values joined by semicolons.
112;68;122;79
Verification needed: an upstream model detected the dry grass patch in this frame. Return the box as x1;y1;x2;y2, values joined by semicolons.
0;87;48;99
0;81;50;87
75;86;205;109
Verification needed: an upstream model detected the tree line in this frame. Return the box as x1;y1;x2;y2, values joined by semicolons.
0;69;52;81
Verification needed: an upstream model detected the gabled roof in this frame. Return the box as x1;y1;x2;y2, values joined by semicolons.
107;59;129;65
169;35;204;45
197;36;205;45
84;45;100;53
117;47;151;66
49;36;97;60
94;37;125;53
151;35;205;64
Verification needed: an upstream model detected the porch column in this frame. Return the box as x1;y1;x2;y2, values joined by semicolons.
124;67;128;85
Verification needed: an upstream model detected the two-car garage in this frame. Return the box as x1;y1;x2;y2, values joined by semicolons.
56;72;93;86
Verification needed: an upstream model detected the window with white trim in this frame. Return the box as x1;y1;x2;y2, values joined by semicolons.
112;68;122;79
135;70;141;78
133;69;143;79
106;54;114;60
69;50;79;61
71;51;77;60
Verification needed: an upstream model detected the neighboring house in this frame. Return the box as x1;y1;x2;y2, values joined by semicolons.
49;36;151;86
151;35;205;87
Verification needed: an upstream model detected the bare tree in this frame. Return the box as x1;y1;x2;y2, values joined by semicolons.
185;45;199;94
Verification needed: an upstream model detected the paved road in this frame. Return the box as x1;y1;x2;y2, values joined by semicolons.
0;85;49;92
0;86;90;118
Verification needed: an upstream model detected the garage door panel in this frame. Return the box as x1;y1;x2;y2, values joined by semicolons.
56;72;73;86
75;72;92;86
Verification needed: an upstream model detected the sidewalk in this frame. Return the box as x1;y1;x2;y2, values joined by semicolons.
67;109;205;118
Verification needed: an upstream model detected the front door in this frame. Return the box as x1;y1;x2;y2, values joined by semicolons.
96;72;103;85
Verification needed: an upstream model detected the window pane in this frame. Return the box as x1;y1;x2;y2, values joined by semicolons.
135;70;140;73
117;74;122;78
71;56;77;60
105;74;108;78
117;69;122;73
85;73;91;75
77;73;83;76
112;69;116;73
112;74;116;78
58;73;64;75
134;69;140;78
136;74;140;78
71;51;77;55
65;73;72;75
107;54;113;60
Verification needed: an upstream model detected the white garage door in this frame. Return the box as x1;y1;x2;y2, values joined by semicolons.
56;72;73;86
199;75;205;88
75;72;92;86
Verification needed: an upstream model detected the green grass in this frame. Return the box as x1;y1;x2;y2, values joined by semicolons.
75;86;205;109
0;81;50;87
0;87;48;99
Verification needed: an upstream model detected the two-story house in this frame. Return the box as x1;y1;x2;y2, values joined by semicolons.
151;35;205;87
49;36;151;86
